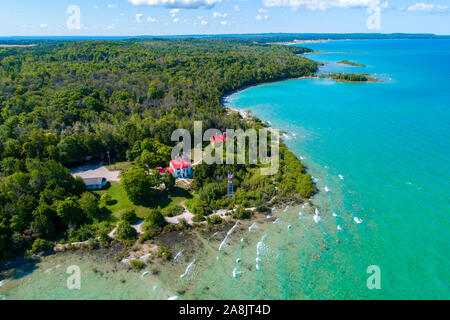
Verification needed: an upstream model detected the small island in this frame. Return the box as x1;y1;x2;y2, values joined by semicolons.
337;60;366;67
319;72;378;82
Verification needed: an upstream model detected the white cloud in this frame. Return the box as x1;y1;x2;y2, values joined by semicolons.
170;8;180;18
257;8;269;19
128;0;221;9
201;20;208;25
93;5;99;9
147;16;157;22
135;13;144;22
263;0;383;10
108;3;118;8
173;18;179;22
220;20;228;25
213;12;227;18
234;5;240;11
407;3;448;11
40;23;48;28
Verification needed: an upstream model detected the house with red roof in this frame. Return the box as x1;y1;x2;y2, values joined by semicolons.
210;132;227;148
168;158;192;179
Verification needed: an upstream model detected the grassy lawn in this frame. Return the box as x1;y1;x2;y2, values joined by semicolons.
96;182;193;220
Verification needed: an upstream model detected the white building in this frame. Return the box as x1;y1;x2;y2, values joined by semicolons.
83;177;107;190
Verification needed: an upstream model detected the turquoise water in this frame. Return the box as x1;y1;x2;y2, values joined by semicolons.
1;39;449;300
223;39;450;299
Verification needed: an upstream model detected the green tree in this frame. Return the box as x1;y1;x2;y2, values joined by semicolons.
28;238;53;254
136;149;157;171
100;193;112;205
115;221;137;241
57;135;87;165
121;167;157;204
120;209;138;224
57;197;84;227
9;215;26;234
144;208;166;230
164;173;176;190
78;192;100;221
31;214;56;240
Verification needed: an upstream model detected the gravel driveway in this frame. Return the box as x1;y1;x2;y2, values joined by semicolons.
70;163;121;182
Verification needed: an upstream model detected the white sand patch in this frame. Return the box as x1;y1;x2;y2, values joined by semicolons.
165;204;194;225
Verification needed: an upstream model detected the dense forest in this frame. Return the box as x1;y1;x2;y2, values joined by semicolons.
0;38;318;261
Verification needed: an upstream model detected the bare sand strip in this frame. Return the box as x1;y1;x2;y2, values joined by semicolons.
166;204;194;225
0;44;37;48
108;220;144;238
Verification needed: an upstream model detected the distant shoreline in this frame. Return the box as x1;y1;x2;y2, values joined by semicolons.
0;44;37;48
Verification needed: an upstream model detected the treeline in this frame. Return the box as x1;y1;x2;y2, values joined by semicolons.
320;73;378;82
337;60;366;67
187;143;316;221
0;38;318;261
243;33;449;43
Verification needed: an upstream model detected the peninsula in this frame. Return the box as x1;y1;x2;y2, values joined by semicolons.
337;60;366;67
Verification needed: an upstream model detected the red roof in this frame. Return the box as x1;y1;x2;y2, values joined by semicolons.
155;167;170;174
170;159;191;169
211;135;226;144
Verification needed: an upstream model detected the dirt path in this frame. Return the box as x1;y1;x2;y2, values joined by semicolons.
108;220;145;238
165;202;194;225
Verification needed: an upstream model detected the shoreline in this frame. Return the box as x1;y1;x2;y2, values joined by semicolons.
1;73;324;281
269;39;347;45
0;55;363;274
221;76;317;106
1;73;324;296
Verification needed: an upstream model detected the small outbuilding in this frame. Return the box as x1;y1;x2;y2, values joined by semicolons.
210;132;227;148
83;177;107;190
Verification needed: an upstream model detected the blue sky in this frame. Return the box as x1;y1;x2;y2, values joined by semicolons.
0;0;449;36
